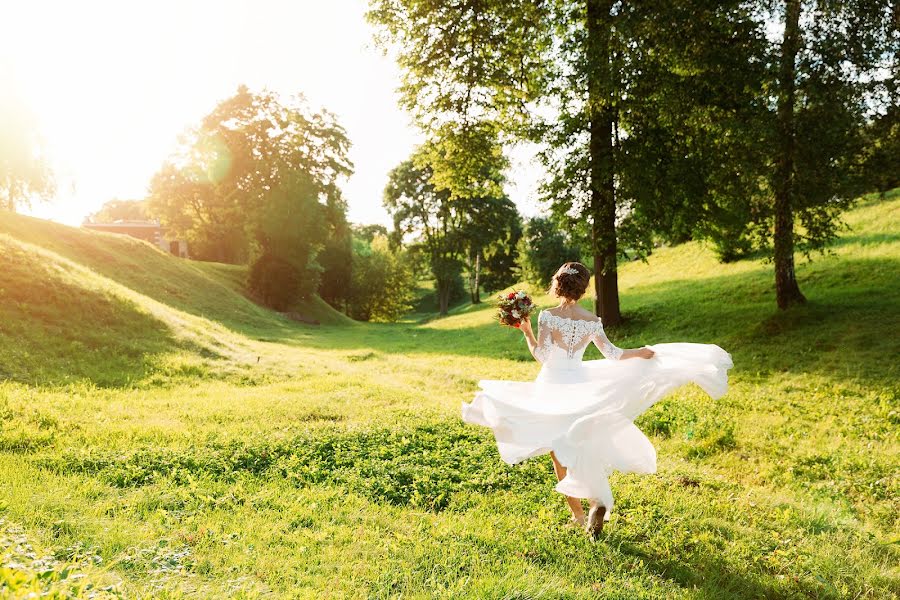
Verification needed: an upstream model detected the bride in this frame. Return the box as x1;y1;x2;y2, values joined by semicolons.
461;262;733;538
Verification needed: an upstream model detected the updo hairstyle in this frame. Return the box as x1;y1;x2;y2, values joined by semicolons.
549;262;590;301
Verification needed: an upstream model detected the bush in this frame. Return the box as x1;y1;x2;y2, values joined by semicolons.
248;253;303;311
348;235;415;322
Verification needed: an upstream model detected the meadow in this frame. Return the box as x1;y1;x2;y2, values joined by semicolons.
0;191;897;598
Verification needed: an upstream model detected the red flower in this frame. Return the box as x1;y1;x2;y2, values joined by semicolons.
507;292;516;300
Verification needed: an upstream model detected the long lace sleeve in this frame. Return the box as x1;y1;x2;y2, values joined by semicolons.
592;321;624;360
533;311;554;363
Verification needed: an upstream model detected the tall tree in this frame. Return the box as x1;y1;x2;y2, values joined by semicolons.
150;86;352;264
85;199;148;223
739;0;897;308
369;0;767;323
384;150;467;315
421;122;516;304
0;72;54;211
773;0;806;307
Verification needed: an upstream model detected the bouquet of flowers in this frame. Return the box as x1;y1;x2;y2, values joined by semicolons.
497;290;534;328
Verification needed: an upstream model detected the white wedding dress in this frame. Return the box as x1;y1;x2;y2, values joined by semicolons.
461;310;733;515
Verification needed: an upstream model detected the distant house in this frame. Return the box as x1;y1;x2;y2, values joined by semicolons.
82;219;189;258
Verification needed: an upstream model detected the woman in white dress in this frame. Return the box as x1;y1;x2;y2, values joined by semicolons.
461;262;733;538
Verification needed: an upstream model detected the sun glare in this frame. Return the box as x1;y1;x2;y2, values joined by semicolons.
1;0;429;226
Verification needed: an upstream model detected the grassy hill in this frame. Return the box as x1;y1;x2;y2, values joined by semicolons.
0;193;898;598
0;213;351;387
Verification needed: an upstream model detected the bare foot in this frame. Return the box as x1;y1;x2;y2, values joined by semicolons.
570;515;586;528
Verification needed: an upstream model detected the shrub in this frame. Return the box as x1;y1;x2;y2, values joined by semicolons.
348;235;415;322
248;253;302;311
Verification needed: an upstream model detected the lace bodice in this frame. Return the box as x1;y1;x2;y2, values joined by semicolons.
534;310;624;363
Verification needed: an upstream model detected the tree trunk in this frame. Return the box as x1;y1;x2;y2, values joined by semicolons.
467;248;477;304
586;0;621;325
472;253;481;304
773;0;806;309
438;277;451;316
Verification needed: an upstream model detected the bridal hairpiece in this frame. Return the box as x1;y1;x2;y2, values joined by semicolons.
561;267;579;275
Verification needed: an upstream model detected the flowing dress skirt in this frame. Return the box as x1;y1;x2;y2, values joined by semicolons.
461;343;733;513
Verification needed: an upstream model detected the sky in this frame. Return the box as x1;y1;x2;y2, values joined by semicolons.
2;0;543;227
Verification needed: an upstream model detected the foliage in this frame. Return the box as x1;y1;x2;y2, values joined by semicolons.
479;213;523;292
384;151;465;315
351;223;389;244
85;199;148;223
367;0;545;133
248;173;328;308
0;73;54;211
348;235;415;322
148;85;352;266
248;253;302;312
317;197;353;309
858;77;900;195
516;216;581;288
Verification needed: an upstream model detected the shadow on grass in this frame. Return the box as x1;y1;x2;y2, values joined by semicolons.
610;535;841;599
0;239;181;387
0;213;296;334
261;257;900;386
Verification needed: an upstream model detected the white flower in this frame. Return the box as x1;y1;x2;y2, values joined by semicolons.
511;310;520;318
516;291;526;298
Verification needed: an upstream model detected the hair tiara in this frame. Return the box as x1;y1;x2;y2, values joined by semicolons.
561;267;579;275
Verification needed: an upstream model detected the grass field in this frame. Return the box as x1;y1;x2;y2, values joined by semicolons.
1;191;898;598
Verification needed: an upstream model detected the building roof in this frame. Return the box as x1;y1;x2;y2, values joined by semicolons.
83;220;164;229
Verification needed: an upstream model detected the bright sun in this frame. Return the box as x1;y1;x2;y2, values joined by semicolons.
1;0;428;226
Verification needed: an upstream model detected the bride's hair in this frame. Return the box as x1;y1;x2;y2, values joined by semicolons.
550;262;590;301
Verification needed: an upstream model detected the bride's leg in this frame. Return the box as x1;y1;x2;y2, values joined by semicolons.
550;451;585;524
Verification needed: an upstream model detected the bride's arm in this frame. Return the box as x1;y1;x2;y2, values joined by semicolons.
593;325;654;360
520;317;550;363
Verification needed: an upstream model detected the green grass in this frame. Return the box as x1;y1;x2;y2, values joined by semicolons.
0;193;898;598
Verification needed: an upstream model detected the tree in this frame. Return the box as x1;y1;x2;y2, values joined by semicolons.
318;194;353;309
460;194;520;302
517;216;582;288
348;234;415;321
149;86;352;266
384;150;467;315
479;214;523;293
86;199;148;223
1;73;54;211
249;173;328;308
369;0;768;323
421;123;519;304
732;0;897;308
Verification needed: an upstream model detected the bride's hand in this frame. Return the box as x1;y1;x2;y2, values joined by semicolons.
636;347;655;359
518;319;535;338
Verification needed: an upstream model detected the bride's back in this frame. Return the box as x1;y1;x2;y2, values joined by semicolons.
537;307;623;364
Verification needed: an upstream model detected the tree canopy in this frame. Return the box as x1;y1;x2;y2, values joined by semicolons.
370;0;899;314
